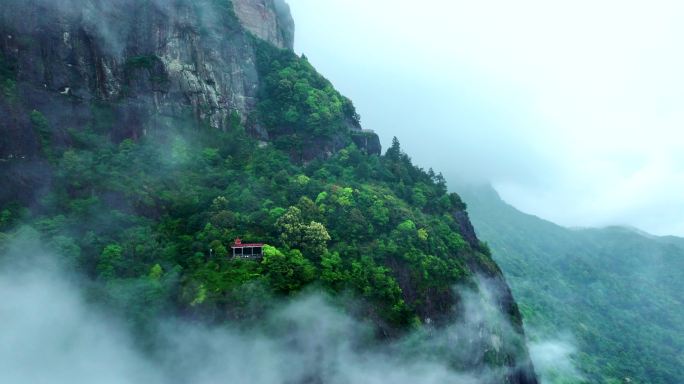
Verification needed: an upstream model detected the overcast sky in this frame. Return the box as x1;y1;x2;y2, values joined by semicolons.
286;0;684;236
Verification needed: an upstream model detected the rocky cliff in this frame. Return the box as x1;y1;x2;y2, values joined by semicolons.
0;0;378;204
233;0;294;49
1;0;309;158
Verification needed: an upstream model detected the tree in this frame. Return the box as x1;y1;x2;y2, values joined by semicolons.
148;264;163;280
296;196;323;223
386;136;401;159
369;197;390;227
397;219;416;233
412;185;428;208
418;228;429;241
320;252;347;291
334;187;354;207
211;196;230;211
276;206;304;247
302;220;331;257
261;245;316;294
97;244;124;280
276;205;331;257
30;109;53;159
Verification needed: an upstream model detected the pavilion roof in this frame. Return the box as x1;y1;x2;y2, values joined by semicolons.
231;243;264;248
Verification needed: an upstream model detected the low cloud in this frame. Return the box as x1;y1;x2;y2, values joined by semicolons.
288;0;684;236
1;0;238;57
528;336;583;384
0;266;161;383
0;235;538;384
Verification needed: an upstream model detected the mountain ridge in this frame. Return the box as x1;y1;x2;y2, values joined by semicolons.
458;182;684;384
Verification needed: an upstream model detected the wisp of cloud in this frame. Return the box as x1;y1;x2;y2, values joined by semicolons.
0;235;558;384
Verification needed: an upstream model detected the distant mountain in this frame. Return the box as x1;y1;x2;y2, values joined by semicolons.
458;184;684;384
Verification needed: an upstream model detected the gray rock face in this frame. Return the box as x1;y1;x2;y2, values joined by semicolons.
453;209;480;249
351;129;382;155
233;0;295;49
0;0;294;159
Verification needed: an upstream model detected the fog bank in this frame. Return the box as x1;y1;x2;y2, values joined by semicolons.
287;0;684;236
0;240;554;384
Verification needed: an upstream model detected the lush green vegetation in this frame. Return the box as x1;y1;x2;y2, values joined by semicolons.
125;55;162;70
123;54;169;87
0;53;17;101
0;29;501;340
0;119;480;332
30;110;54;160
254;39;360;159
460;185;684;384
0;19;521;375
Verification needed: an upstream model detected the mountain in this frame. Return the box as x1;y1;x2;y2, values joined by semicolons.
458;184;684;384
0;0;378;194
0;1;537;382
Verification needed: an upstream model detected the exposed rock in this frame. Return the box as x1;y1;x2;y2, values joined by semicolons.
351;129;382;155
233;0;295;49
453;209;480;249
0;0;292;155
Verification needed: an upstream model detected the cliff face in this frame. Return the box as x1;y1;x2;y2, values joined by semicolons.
233;0;295;49
0;0;295;159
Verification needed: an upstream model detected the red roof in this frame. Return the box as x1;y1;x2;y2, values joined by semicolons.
231;238;264;248
232;243;264;248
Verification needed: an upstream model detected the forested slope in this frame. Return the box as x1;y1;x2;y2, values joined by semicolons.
460;184;684;384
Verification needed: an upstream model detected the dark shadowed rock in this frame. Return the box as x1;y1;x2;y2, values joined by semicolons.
453;209;480;249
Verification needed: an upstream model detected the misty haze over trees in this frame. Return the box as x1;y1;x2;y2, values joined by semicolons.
459;185;684;384
288;0;684;237
0;1;541;383
1;1;682;384
288;2;684;382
